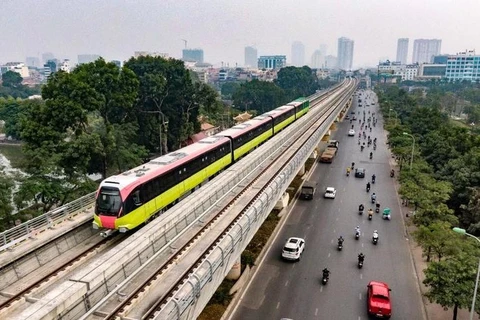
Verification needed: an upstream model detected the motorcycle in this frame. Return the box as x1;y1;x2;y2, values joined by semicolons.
361;145;364;152
358;260;364;269
390;170;395;178
338;242;343;251
322;274;329;285
355;231;360;240
373;144;376;150
371;197;376;204
375;203;380;213
369;153;373;160
373;236;378;245
368;212;373;220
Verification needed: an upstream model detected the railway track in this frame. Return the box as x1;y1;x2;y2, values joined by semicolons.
80;81;355;320
0;232;127;317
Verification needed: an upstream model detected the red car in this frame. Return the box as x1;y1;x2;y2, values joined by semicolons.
367;281;392;318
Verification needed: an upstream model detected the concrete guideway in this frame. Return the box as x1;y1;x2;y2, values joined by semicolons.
6;81;355;320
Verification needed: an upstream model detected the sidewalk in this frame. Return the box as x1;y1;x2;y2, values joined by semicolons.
389;154;472;320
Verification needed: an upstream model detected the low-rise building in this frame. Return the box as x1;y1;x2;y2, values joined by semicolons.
2;62;30;78
417;64;446;80
445;50;480;82
258;55;286;70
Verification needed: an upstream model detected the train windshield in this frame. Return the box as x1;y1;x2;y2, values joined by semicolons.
96;187;122;216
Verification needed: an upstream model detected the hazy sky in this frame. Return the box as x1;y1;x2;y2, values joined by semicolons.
1;0;479;68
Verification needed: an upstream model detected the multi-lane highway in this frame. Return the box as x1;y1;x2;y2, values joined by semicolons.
229;90;425;320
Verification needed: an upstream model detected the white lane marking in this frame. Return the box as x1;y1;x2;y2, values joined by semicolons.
328;252;331;258
359;293;362;300
276;302;280;309
362;243;364;248
285;280;289;286
360;274;363;279
333;229;336;233
292;264;295;269
320;286;323;292
358;317;361;320
315;308;319;316
331;239;334;244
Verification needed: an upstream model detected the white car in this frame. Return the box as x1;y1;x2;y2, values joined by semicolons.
324;187;336;199
348;129;355;136
282;237;305;261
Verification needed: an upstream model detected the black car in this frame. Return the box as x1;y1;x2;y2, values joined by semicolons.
355;168;366;178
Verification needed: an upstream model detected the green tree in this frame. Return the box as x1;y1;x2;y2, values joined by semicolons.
275;66;318;100
221;82;240;99
1;71;23;88
233;80;287;114
413;221;460;262
0;170;15;231
423;251;480;320
125;56;205;153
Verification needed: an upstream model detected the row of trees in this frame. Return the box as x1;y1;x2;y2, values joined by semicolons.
0;71;40;99
378;85;480;319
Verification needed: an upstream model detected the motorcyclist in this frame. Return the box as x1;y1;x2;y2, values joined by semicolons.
359;204;364;211
323;268;330;279
351;162;355;169
346;167;351;175
361;145;364;151
358;253;365;263
370;152;373;159
390;169;395;177
373;230;379;240
372;174;376;183
355;226;361;236
368;208;373;217
371;192;376;202
366;182;371;190
338;236;344;245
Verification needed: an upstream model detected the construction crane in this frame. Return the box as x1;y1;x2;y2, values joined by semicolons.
181;39;187;49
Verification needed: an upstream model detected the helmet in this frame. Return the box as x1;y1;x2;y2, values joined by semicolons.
356;226;360;229
374;230;378;233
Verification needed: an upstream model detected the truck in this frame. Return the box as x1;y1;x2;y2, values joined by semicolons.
300;181;317;200
319;140;339;163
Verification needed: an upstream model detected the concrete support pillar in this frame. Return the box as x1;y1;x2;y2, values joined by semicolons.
322;131;331;140
297;163;305;176
226;256;241;280
329;123;337;131
309;149;317;160
274;192;289;210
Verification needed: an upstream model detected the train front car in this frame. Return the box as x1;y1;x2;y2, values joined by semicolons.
93;135;233;235
93;176;135;235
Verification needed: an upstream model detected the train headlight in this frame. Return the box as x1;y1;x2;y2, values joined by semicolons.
119;227;128;233
92;222;99;229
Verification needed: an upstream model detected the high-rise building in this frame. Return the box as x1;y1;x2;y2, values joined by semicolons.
291;41;305;67
41;52;54;64
182;49;204;63
257;55;286;70
26;57;41;68
337;37;354;70
325;55;338;69
78;54;101;65
244;46;258;68
310;50;324;69
319;44;327;57
111;60;122;68
396;38;409;64
412;39;442;64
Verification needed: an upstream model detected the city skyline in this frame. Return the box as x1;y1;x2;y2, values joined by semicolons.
1;0;480;68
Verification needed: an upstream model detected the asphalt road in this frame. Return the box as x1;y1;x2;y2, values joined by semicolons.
229;90;424;320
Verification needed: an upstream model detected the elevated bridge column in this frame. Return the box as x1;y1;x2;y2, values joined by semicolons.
226;257;241;280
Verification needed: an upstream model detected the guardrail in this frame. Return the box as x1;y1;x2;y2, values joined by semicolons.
0;192;95;252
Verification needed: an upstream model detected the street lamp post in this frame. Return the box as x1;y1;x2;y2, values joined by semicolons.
453;227;480;320
403;132;415;170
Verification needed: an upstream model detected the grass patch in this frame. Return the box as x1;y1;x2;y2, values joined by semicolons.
0;144;25;169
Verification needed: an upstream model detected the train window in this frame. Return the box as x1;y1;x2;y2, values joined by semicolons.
132;190;142;205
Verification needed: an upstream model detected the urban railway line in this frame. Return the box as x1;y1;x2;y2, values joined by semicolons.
82;81;355;320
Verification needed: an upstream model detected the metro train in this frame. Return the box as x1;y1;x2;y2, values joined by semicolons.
93;98;310;232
